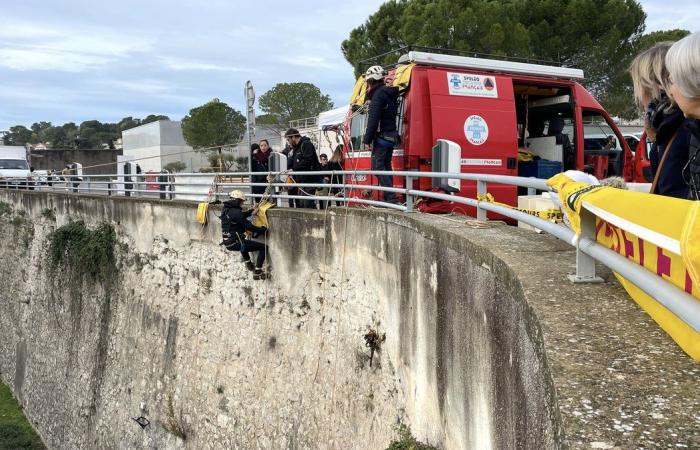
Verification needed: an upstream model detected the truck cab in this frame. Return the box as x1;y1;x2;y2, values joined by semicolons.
345;51;636;211
0;145;32;188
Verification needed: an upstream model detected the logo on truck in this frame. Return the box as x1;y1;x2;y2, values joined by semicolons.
464;115;489;146
447;72;499;98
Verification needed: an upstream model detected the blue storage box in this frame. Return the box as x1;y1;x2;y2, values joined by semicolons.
518;160;562;179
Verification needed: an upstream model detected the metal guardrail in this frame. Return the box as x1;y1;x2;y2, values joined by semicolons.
1;170;698;334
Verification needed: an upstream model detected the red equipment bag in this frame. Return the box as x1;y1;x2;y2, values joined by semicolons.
417;187;453;214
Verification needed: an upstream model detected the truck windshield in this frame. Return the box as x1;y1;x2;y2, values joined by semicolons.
0;159;29;170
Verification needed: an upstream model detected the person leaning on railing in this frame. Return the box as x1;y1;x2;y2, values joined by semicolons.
665;31;700;200
629;41;690;199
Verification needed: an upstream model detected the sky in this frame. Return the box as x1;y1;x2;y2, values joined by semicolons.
0;0;698;131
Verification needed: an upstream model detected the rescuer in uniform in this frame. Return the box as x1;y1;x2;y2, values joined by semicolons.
363;65;400;204
220;190;268;279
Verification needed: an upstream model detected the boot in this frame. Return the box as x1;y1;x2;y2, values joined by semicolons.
245;260;255;272
253;268;267;280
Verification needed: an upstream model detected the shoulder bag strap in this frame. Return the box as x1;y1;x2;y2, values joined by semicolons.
650;130;679;194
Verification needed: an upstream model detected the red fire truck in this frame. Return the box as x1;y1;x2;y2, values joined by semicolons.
344;50;644;210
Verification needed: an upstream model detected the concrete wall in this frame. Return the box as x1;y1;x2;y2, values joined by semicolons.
29;149;123;175
0;190;562;449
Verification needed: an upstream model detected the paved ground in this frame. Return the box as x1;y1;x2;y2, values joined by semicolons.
412;213;699;450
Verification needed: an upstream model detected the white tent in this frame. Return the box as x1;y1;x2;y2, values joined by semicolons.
318;106;349;129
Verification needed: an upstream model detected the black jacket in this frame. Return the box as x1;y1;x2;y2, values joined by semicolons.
650;105;691;198
252;150;270;173
221;201;265;237
363;85;400;145
291;136;319;172
685;119;700;200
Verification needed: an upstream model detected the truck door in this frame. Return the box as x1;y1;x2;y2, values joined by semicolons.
425;68;518;208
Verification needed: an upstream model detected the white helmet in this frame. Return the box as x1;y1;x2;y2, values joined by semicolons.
365;65;386;81
229;190;246;200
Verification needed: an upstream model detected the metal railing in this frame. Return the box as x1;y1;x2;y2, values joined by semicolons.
1;169;698;334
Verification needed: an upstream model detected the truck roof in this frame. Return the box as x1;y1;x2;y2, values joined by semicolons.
399;51;585;80
0;145;28;159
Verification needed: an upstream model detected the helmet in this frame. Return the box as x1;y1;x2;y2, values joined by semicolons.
229;190;246;200
365;65;385;81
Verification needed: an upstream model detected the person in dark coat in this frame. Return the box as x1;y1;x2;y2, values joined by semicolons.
629;41;690;199
251;140;271;201
648;96;691;198
326;145;344;207
284;128;319;208
666;32;700;200
220;190;268;279
363;65;400;204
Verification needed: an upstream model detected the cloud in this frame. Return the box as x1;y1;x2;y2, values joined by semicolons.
158;56;243;72
0;21;154;72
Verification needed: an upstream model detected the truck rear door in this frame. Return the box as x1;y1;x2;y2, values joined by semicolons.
425;67;518;207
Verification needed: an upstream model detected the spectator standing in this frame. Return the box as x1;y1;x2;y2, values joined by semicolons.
363;65;400;204
252;140;271;201
284;128;319;208
665;32;700;200
327;145;344;207
629;42;690;198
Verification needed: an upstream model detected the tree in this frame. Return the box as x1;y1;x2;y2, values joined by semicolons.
142;114;170;125
341;0;648;115
258;83;334;125
117;117;142;133
163;161;187;173
3;125;32;145
181;99;246;171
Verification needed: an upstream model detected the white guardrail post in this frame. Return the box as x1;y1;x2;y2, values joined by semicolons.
405;175;414;212
568;207;604;283
476;180;487;221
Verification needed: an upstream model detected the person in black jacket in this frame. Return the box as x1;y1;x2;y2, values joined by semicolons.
666;32;700;200
363;65;400;204
220;190;268;279
251;140;271;201
629;42;690;199
284;128;319;208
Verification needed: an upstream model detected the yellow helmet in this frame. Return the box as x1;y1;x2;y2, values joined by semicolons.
229;190;246;200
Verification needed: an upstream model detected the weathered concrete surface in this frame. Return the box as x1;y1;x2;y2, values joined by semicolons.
0;189;697;450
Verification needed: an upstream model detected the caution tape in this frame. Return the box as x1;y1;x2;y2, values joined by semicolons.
477;193;563;222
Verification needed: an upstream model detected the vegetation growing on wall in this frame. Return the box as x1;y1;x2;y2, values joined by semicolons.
160;395;189;441
0;382;45;450
47;221;117;282
385;424;438;450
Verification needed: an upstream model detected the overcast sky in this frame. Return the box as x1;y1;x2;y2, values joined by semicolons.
1;0;698;131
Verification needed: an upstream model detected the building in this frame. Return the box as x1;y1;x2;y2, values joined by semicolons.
121;120;209;172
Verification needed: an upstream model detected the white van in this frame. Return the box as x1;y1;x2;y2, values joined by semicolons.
0;145;32;187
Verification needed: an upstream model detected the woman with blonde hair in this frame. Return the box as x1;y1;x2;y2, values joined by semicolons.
665;31;700;200
629;41;690;198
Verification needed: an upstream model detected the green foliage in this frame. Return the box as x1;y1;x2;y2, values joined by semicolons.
3;125;33;146
258;82;334;125
160;395;188;441
181;99;246;151
48;221;117;282
342;0;678;117
386;424;437;450
163;161;187;173
40;208;56;221
0;201;11;216
142;114;170;125
0;382;45;450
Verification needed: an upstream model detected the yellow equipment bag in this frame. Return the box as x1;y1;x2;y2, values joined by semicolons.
349;76;367;106
196;202;209;225
547;173;700;360
252;200;275;229
391;63;414;92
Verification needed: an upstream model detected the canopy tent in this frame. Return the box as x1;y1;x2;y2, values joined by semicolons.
318;106;349;129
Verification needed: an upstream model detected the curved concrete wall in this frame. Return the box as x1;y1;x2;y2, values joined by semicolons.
0;191;563;449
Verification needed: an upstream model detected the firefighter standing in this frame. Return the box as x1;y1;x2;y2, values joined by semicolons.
220;190;268;280
363;65;400;204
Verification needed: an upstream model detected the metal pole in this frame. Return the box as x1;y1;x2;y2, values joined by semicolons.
568;207;604;283
476;180;487;221
405;175;414;212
